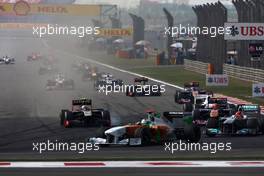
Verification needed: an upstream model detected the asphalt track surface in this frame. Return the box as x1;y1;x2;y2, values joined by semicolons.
1;168;264;176
0;33;264;163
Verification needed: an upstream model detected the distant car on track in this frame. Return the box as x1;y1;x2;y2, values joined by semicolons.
0;55;15;64
60;98;111;128
94;73;123;91
126;77;162;97
206;104;264;137
27;52;43;61
39;65;59;75
46;74;74;91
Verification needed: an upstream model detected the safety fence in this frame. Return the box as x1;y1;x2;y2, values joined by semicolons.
184;59;264;83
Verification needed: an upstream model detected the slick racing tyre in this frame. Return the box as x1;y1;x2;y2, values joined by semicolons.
60;110;72;128
184;124;201;143
60;110;68;126
102;110;111;127
134;127;152;146
174;91;180;103
247;118;258;136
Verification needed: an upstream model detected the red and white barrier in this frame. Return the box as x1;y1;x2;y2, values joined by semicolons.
0;161;264;168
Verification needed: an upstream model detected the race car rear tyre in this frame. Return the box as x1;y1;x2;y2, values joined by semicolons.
183;103;193;112
63;111;73;128
102;110;111;127
192;109;200;121
247;118;258;135
206;118;218;129
247;118;258;129
184;124;201;143
60;110;68;126
174;91;180;103
134;127;152;146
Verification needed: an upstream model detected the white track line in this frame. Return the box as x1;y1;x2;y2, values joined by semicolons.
1;161;264;168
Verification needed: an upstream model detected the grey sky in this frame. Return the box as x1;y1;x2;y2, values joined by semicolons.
75;0;232;7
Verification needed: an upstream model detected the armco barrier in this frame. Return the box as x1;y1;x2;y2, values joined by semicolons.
184;59;264;83
224;64;264;83
184;59;208;74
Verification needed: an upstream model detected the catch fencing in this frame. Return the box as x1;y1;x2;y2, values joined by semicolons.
184;59;264;83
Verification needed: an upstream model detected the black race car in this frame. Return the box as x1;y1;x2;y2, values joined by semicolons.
126;77;162;97
0;56;15;64
60;98;111;128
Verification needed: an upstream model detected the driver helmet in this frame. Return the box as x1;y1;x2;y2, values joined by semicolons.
212;104;218;110
235;111;242;118
81;105;90;111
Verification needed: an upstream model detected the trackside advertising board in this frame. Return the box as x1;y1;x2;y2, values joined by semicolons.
206;74;229;86
0;1;101;16
252;83;264;97
224;23;264;40
98;28;133;37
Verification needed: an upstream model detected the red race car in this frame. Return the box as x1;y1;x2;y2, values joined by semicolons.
27;52;43;61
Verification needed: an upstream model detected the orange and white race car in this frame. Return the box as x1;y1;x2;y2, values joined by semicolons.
89;110;201;146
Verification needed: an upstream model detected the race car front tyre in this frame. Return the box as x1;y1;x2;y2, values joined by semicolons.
192;109;200;121
247;118;258;135
184;124;201;143
134;127;152;146
102;110;111;127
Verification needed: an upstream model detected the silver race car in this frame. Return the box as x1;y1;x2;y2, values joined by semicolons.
0;55;15;64
46;74;75;91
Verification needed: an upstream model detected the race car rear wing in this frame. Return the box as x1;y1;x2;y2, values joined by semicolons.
184;81;199;88
72;99;92;106
134;77;148;84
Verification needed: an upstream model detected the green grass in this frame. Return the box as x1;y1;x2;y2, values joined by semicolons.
130;67;264;106
89;52;157;68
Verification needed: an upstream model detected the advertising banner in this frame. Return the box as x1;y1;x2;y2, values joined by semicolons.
225;23;264;40
252;83;264;97
0;1;101;16
98;28;133;37
206;74;229;86
0;23;47;29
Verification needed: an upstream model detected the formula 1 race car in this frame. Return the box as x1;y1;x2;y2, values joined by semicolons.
94;73;123;91
0;56;15;64
192;97;232;125
27;52;43;61
39;65;59;75
126;77;162;97
72;61;92;73
206;104;264;137
60;98;111;128
82;67;99;81
46;74;75;90
89;110;201;146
